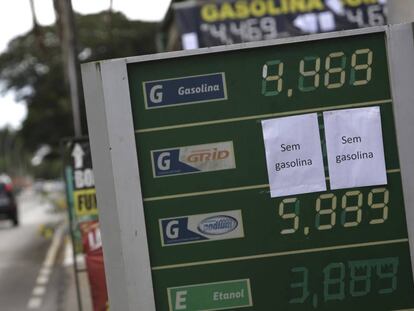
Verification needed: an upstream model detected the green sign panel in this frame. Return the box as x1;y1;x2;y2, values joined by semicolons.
126;31;414;309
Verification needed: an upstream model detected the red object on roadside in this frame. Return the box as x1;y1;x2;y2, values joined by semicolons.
4;183;12;192
81;222;109;311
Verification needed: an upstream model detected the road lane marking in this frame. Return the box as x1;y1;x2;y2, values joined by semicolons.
27;297;42;309
39;267;51;277
32;286;46;296
43;225;64;268
26;222;65;309
35;275;49;285
62;237;75;267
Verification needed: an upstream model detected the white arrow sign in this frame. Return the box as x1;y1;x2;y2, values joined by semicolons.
71;143;85;169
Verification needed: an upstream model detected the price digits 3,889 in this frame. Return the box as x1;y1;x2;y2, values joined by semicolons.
262;48;373;96
290;257;399;308
278;188;389;235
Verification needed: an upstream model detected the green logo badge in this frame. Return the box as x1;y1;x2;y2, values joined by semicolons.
168;279;252;310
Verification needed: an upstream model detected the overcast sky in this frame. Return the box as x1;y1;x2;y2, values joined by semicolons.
0;0;171;130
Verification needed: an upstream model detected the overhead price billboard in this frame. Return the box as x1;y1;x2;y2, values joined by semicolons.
82;25;414;311
174;0;387;49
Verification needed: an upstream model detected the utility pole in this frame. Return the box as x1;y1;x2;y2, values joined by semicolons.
29;0;45;51
54;0;83;137
29;0;39;26
388;0;414;24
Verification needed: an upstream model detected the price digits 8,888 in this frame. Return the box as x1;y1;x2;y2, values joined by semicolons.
261;48;373;96
278;188;389;235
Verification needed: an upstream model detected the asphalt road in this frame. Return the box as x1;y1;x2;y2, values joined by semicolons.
0;189;66;311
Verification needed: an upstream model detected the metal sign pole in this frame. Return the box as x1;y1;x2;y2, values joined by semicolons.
82;62;156;311
388;0;414;24
61;141;83;311
386;23;414;265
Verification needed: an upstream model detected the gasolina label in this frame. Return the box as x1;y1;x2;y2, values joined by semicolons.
151;141;236;178
143;72;227;109
168;279;253;311
159;210;244;246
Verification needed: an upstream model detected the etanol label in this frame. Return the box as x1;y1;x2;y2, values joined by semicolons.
143;72;227;109
159;210;244;246
168;279;253;311
151;141;236;178
323;106;387;190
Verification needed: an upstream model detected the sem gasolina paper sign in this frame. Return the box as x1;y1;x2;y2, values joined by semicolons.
261;113;326;197
323;106;387;190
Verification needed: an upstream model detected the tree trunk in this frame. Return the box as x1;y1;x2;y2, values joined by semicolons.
29;0;44;50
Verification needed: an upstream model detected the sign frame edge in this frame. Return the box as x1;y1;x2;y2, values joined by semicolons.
81;23;414;310
81;60;156;311
386;22;414;278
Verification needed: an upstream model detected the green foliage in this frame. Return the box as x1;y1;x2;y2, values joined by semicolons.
0;128;28;176
31;157;63;179
0;11;158;178
76;12;158;62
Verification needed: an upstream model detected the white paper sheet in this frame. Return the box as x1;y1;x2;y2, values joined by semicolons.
293;13;318;33
261;113;326;198
181;33;199;50
323;106;387;190
319;12;335;32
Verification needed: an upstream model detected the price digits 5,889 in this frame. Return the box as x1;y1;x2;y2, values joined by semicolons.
262;48;373;96
278;188;389;235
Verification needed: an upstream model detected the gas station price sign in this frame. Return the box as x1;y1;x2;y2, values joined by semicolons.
82;25;414;311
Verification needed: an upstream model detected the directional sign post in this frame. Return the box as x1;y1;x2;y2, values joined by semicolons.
82;24;414;310
71;143;85;169
63;138;98;252
62;137;109;310
62;138;99;311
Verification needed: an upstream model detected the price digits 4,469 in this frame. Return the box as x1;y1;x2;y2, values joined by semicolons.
289;257;399;308
262;48;373;96
278;188;389;235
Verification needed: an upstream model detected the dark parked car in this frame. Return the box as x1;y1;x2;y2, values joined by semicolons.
0;181;18;226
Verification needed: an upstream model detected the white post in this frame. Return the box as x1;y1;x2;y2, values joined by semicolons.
388;0;414;24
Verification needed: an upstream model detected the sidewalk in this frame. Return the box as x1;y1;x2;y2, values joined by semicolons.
61;236;93;311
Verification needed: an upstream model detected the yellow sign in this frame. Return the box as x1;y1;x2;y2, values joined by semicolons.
200;0;380;23
74;189;98;217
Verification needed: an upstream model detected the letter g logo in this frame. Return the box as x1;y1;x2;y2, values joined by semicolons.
149;85;163;104
166;220;180;239
157;152;171;171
